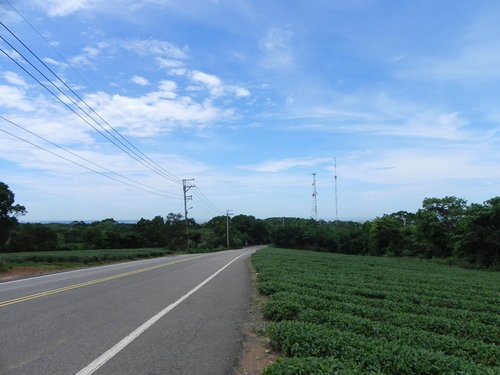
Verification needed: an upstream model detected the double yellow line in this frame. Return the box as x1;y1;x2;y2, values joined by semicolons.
0;255;205;309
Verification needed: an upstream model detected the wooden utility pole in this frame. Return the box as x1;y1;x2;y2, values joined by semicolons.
182;178;195;249
226;210;234;249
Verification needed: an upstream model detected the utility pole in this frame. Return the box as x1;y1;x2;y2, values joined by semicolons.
311;173;318;220
334;157;338;221
226;210;234;249
182;178;195;249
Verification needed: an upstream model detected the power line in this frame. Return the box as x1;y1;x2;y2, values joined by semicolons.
0;26;179;184
0;42;178;185
0;18;223;218
192;187;224;215
0;126;177;198
2;5;182;185
4;0;97;94
0;20;181;184
0;115;180;198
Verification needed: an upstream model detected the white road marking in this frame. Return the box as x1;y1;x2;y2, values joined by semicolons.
75;251;249;375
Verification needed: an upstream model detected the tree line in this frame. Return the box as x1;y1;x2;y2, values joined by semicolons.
268;196;500;267
1;182;499;267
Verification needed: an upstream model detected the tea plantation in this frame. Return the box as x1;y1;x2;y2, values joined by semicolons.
252;248;500;375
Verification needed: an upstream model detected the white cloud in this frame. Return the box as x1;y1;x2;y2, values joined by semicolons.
33;0;97;17
233;86;251;97
123;39;187;59
189;70;251;98
259;28;295;70
0;85;35;112
2;71;28;88
42;57;66;67
130;75;150;86
239;157;334;173
69;42;109;66
83;80;234;137
156;58;185;69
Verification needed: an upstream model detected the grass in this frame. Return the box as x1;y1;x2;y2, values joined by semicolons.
252;247;500;375
0;248;176;273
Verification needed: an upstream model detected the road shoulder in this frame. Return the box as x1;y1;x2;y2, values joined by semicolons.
235;257;278;375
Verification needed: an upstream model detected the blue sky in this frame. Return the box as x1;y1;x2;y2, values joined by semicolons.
0;0;499;222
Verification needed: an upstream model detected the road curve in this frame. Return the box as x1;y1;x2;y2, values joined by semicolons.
0;246;265;375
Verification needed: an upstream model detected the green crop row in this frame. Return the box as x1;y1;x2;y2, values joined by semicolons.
264;291;500;345
267;321;497;375
256;267;499;312
297;308;499;367
257;280;500;327
252;248;500;374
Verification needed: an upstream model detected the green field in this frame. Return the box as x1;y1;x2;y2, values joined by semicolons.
0;248;175;271
252;248;500;375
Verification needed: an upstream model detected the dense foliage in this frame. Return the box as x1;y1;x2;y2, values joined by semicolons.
1;214;270;253
269;196;500;267
0;182;26;250
252;248;500;375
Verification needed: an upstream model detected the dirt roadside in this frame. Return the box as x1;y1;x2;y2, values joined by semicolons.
234;258;278;375
0;267;61;282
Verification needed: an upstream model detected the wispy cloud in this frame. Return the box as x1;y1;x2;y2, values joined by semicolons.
332;146;500;185
259;27;295;71
122;39;188;59
32;0;97;17
288;112;470;141
275;90;475;141
400;17;500;82
30;0;171;17
69;42;109;66
239;157;333;173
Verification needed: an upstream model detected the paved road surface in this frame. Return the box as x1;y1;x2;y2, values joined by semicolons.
0;246;264;375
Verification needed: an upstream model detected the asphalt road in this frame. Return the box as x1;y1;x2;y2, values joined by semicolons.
0;246;265;375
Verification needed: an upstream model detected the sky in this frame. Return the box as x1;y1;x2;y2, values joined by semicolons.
0;0;499;222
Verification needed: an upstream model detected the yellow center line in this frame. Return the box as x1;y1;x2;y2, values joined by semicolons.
0;255;206;309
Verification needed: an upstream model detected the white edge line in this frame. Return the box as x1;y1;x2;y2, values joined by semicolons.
75;251;249;375
0;253;202;286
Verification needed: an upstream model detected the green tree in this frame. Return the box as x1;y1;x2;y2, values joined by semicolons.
455;197;500;266
0;182;26;250
368;215;403;256
9;224;58;252
416;196;468;257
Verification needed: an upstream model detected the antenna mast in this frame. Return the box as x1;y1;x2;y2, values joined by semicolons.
334;157;338;221
311;173;318;220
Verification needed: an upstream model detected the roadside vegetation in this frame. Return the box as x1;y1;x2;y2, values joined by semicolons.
252;248;500;375
0;248;177;271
